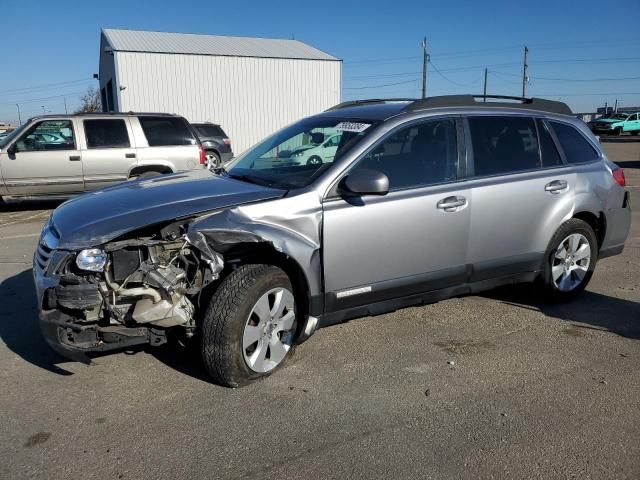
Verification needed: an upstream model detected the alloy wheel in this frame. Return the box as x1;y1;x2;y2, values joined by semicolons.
551;233;591;292
242;287;296;373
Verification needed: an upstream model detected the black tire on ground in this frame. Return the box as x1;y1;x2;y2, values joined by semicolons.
307;155;322;165
631;130;639;136
206;151;221;170
615;127;623;136
201;264;296;387
541;218;598;302
132;171;163;180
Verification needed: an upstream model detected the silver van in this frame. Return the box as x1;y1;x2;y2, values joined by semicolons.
0;112;205;200
33;95;631;387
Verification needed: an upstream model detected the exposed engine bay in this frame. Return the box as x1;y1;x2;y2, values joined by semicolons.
46;220;222;353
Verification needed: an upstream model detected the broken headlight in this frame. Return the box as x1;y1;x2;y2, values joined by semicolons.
76;248;107;272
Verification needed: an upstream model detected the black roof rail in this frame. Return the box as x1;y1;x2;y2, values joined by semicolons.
325;98;416;111
403;95;572;115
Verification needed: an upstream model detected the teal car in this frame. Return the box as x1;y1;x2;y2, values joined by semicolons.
589;112;640;135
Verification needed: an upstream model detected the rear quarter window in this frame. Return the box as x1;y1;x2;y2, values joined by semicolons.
139;117;197;147
549;121;599;164
194;124;226;138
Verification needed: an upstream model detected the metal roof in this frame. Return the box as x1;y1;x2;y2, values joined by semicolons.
102;28;340;61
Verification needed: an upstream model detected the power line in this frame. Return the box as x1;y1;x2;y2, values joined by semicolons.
429;60;484;87
343;79;418;90
0;78;92;96
489;70;640;82
0;91;86;106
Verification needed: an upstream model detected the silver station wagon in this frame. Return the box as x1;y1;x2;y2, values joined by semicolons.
33;95;631;387
0;112;205;200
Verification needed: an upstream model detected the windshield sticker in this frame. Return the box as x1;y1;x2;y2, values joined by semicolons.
335;122;371;133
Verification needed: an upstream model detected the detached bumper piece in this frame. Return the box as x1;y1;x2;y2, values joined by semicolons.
40;310;167;364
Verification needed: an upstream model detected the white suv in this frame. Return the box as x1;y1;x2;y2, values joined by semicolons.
0;112;206;200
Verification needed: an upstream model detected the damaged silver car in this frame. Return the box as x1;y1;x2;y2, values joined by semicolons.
34;95;631;387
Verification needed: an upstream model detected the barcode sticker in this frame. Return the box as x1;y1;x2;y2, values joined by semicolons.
335;122;371;133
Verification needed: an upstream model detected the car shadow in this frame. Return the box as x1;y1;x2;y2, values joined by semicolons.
601;137;640;144
0;268;217;381
484;284;640;340
615;160;640;169
0;199;63;212
0;269;74;375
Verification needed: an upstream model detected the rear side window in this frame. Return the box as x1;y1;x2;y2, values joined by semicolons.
549;121;599;164
536;119;563;167
194;124;226;138
468;116;540;176
139;117;196;146
84;119;130;148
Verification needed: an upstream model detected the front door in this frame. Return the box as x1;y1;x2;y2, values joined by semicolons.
0;119;83;195
322;117;470;312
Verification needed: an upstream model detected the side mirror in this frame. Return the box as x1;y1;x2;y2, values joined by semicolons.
7;143;16;155
341;168;389;196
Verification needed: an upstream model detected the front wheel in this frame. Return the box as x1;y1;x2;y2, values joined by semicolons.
541;219;598;301
201;264;297;387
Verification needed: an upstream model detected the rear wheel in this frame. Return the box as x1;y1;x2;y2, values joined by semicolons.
541;219;598;301
307;155;322;165
201;264;297;387
132;171;163;180
206;151;221;170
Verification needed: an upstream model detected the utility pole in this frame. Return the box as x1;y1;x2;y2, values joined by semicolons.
63;96;68;114
483;67;488;101
421;37;429;99
614;98;618;113
16;104;22;125
604;101;608;115
521;46;529;98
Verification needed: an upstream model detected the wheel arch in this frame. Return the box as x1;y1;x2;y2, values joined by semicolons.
128;164;173;178
572;210;606;249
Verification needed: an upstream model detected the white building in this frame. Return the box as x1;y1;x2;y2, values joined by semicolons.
99;28;342;153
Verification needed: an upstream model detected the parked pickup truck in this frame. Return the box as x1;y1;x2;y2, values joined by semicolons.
589;112;640;136
0;112;206;201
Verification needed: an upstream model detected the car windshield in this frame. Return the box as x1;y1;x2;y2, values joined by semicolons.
224;117;379;189
609;113;629;120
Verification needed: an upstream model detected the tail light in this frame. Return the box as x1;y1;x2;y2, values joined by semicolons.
199;144;206;165
612;168;626;187
223;138;231;146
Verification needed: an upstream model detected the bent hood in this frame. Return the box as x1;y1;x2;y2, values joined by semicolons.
52;171;285;249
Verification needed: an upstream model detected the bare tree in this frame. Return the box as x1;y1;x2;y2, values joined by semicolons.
75;87;102;113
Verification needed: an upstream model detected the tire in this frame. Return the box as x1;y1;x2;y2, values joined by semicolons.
541;219;598;302
133;171;163;180
206;151;221;170
631;130;639;136
307;155;322;166
615;127;622;136
201;264;298;387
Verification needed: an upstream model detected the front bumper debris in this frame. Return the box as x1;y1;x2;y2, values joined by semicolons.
39;310;166;364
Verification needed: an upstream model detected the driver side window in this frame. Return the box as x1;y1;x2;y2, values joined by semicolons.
16;120;76;152
350;118;458;191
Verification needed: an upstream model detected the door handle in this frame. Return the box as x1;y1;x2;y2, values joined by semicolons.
544;180;568;194
125;153;136;159
68;155;81;161
437;196;467;212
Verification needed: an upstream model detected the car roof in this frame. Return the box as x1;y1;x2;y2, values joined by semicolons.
318;95;573;121
26;112;183;122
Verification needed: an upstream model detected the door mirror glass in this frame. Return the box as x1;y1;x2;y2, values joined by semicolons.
342;168;389;196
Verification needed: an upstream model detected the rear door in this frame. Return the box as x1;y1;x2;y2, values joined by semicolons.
136;116;200;172
80;117;137;191
464;115;575;281
0;118;83;195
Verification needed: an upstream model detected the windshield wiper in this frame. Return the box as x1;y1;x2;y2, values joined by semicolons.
213;166;229;176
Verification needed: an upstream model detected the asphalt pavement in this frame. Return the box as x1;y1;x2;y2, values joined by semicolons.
0;139;638;479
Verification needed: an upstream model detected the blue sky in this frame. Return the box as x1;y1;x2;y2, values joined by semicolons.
1;0;639;123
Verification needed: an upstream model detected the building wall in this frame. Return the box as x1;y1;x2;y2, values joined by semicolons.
98;33;119;112
113;51;341;152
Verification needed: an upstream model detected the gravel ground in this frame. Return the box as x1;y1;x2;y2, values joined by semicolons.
0;139;638;479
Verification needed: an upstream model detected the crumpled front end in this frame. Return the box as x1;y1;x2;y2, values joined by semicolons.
34;218;222;362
